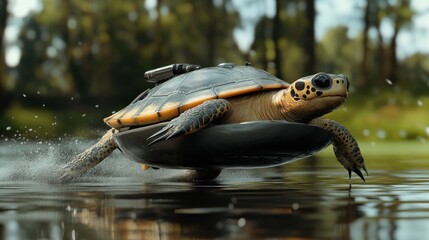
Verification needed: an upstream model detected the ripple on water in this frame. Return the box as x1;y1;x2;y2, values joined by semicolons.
0;140;428;239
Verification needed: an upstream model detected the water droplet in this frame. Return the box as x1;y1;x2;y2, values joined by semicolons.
82;114;86;117
6;126;11;131
238;218;246;227
292;203;300;210
385;79;393;85
29;128;33;132
42;104;45;107
376;129;387;139
37;91;40;95
95;105;99;108
417;100;423;107
71;97;74;101
111;111;116;114
22;93;27;97
425;127;429;137
362;129;370;137
34;115;38;119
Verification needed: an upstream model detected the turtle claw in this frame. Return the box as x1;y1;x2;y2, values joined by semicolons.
147;134;167;146
362;164;369;176
347;166;365;182
147;128;170;146
147;122;185;146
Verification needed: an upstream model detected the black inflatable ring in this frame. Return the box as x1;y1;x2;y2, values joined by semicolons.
113;120;333;169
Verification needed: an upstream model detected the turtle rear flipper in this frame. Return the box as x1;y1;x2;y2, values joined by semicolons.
310;118;368;181
58;129;117;183
147;99;231;146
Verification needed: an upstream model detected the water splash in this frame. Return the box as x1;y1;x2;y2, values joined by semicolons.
0;139;240;184
0;139;140;183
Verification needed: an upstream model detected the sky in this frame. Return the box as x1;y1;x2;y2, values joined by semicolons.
4;0;429;68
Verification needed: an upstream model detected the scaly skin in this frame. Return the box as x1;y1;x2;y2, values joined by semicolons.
58;129;117;183
148;99;232;146
309;118;368;181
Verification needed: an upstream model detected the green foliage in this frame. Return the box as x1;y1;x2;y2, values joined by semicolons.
1;0;428;140
7;0;242;101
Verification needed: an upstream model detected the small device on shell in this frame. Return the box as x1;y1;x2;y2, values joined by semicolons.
144;63;201;84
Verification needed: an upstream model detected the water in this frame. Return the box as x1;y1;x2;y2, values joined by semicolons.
0;140;429;239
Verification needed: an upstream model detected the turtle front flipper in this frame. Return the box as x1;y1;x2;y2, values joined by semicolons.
58;129;117;183
147;99;231;146
309;118;368;181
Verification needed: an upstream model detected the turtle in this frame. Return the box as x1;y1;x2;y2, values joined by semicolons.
58;63;367;182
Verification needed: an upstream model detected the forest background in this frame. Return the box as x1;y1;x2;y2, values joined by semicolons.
0;0;428;143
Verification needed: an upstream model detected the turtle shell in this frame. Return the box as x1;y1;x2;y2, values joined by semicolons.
104;65;289;129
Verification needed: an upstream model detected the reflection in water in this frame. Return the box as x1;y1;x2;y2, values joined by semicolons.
0;141;429;239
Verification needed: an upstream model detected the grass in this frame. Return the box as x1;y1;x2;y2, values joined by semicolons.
325;92;429;141
1;103;105;139
1;91;429;142
315;140;429;172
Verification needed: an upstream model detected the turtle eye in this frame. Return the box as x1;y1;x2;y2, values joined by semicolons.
312;73;332;90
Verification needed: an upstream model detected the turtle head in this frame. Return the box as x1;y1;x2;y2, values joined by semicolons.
278;73;349;122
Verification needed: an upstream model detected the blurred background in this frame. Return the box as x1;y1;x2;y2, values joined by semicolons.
0;0;428;142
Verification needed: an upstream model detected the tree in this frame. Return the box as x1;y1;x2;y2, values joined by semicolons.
359;0;370;87
251;0;312;80
272;0;283;79
303;0;315;74
386;0;413;83
165;0;241;66
373;0;413;84
0;0;8;93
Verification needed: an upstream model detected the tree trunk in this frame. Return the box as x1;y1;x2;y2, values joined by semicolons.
273;0;283;79
0;0;8;93
261;16;269;71
154;0;163;67
388;25;399;83
303;0;315;74
374;3;387;85
205;0;216;66
359;0;370;87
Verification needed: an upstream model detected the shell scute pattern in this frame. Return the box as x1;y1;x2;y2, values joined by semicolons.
104;66;289;129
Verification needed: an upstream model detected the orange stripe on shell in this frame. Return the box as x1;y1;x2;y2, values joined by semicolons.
104;81;289;129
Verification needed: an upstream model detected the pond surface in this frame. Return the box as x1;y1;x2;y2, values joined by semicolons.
0;140;428;239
